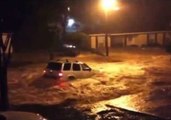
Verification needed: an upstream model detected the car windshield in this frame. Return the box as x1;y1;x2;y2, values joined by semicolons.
1;0;171;120
81;63;91;71
47;62;62;70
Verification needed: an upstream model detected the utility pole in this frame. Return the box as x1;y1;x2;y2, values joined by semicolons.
100;0;120;56
105;11;109;56
0;33;12;111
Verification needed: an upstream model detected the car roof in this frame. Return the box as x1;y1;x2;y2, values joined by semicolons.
48;59;83;64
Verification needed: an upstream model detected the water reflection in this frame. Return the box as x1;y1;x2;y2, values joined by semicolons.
91;95;139;114
90;89;171;119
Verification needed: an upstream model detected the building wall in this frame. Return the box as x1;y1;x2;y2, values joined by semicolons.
90;35;111;49
166;33;171;41
97;36;111;48
90;36;96;49
108;36;111;47
157;33;164;45
127;34;147;47
111;36;125;47
97;36;105;48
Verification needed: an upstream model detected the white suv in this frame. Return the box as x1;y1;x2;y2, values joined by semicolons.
43;59;94;80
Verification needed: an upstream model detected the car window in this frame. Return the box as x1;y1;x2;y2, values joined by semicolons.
47;62;62;71
81;63;91;71
73;63;81;71
63;63;71;71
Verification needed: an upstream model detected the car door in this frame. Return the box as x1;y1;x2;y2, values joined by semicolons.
62;63;72;79
72;63;82;78
80;63;92;78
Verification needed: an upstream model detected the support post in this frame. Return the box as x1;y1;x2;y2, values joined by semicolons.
0;33;12;111
105;33;109;56
105;11;109;56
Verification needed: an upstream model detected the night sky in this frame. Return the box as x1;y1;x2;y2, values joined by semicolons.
0;0;171;33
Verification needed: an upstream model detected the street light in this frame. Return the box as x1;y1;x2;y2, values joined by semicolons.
101;0;119;12
100;0;120;56
67;7;70;12
67;18;75;27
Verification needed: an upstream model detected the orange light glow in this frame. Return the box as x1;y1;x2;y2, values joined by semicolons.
101;0;120;12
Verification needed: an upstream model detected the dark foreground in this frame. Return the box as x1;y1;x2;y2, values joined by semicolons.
11;102;166;120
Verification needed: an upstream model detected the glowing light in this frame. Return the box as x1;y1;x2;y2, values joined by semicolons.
67;7;70;12
67;18;75;27
63;44;76;48
113;6;120;11
101;0;120;12
58;73;63;77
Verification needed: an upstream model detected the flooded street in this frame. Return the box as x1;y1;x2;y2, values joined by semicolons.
8;49;171;119
74;51;171;119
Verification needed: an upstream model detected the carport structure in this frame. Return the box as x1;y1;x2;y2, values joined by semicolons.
89;31;171;49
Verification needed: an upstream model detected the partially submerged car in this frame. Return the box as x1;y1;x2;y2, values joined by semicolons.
43;59;94;80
